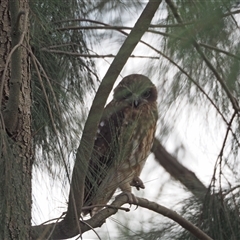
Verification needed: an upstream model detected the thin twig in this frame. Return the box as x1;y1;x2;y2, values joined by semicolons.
210;111;237;189
41;49;159;59
218;111;237;195
199;42;240;61
29;45;82;235
57;25;132;31
54;17;192;28
136;197;213;240
78;220;101;240
82;204;130;212
46;212;66;240
219;111;237;158
26;44;62;116
147;29;240;61
40;213;66;225
223;185;240;197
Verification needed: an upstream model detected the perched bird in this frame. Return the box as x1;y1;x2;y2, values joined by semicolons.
83;74;158;216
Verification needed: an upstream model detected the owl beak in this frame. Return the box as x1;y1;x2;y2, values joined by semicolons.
134;98;146;107
133;99;139;108
133;94;147;108
133;98;148;108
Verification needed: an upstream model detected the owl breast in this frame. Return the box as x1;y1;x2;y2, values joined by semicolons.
83;74;158;216
116;102;157;184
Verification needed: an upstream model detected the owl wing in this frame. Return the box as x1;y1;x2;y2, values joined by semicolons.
83;101;126;212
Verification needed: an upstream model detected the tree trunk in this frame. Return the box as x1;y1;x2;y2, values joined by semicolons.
0;0;32;239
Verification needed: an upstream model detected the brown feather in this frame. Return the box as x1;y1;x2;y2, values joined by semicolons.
83;74;158;216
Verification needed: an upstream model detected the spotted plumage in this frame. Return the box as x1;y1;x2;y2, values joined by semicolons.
83;74;158;216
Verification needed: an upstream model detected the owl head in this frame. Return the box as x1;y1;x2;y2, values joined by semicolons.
114;74;157;107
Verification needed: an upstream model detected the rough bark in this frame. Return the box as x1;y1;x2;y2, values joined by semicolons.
0;0;32;239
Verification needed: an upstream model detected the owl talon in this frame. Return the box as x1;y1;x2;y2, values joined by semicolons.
130;176;145;191
116;191;138;206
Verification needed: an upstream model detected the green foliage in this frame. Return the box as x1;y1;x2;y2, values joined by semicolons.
29;0;97;171
164;0;240;114
29;0;144;172
164;191;240;240
112;190;240;240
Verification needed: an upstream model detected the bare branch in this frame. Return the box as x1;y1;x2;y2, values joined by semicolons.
210;111;238;190
199;42;240;61
136;197;213;240
223;185;240;197
41;49;159;59
55;17;193;28
57;25;132;31
221;9;240;18
219;111;237;158
31;195;212;240
151;138;208;199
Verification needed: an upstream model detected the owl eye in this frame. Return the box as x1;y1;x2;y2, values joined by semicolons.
142;90;151;99
122;91;131;99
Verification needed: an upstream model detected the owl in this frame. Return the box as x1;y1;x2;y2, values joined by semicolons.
83;74;158;216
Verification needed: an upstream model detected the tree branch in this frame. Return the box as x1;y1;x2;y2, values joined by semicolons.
55;17;193;28
41;49;159;59
57;25;132;31
137;197;213;240
151;138;208;199
51;0;163;238
31;195;212;240
210;110;237;189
